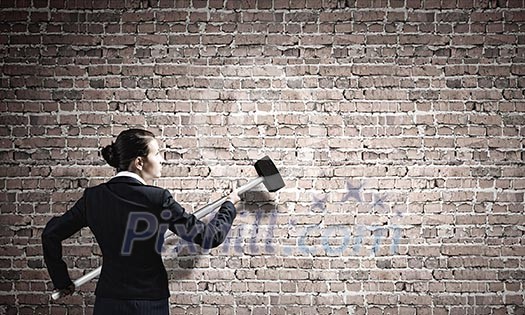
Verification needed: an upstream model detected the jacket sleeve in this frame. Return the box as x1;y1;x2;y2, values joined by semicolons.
41;193;88;290
162;189;237;249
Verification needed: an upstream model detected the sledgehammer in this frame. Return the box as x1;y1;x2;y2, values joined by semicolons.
182;155;285;224
51;155;285;300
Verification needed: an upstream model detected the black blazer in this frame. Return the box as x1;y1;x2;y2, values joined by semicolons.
42;176;237;300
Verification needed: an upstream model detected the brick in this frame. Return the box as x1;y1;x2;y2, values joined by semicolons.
202;35;233;45
400;35;450;45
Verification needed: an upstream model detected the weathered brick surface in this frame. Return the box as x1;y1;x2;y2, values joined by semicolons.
1;0;524;314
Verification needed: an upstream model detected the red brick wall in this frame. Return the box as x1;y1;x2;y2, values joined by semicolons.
1;0;524;314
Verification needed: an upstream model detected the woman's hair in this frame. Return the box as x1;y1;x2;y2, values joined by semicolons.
101;128;156;172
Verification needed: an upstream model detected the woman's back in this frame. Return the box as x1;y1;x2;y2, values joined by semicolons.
85;176;170;299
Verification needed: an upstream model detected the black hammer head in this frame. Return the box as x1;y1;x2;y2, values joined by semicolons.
254;155;285;192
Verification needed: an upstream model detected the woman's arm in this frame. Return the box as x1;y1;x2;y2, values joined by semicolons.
162;189;237;250
41;194;88;290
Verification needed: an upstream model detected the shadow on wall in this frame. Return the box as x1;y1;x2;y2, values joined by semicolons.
160;190;274;279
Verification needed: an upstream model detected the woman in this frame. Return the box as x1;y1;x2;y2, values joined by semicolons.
42;128;240;314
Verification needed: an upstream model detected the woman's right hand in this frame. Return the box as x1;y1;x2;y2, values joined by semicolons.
227;189;241;205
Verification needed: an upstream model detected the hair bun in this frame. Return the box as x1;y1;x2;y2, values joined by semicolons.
101;142;119;168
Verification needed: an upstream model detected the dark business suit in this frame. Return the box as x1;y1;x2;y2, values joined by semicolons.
42;176;237;314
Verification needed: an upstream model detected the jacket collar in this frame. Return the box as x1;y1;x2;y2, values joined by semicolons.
109;171;146;185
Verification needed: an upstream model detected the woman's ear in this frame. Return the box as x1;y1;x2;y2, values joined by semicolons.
133;156;144;171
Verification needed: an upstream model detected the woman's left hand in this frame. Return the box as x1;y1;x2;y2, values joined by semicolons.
59;283;75;297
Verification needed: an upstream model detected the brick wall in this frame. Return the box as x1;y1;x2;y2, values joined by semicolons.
1;0;524;314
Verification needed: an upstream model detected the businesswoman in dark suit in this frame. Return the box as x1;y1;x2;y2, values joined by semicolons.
42;128;240;315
